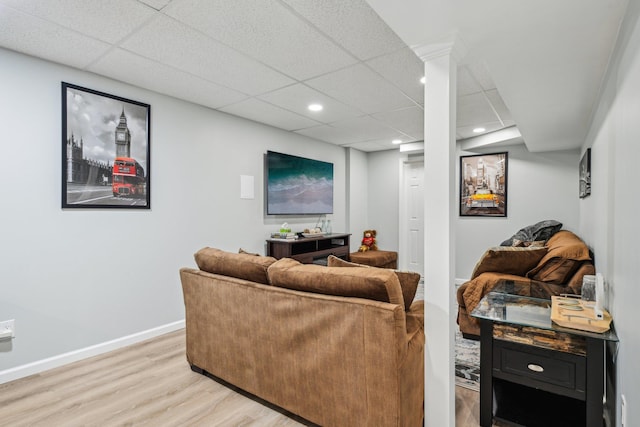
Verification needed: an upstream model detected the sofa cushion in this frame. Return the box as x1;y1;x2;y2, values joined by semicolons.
470;246;547;280
195;247;276;285
526;231;592;283
267;258;405;308
327;255;419;310
349;250;398;269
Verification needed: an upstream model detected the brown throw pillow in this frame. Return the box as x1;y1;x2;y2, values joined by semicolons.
526;231;592;284
267;258;405;308
195;247;276;284
471;246;547;280
327;255;420;310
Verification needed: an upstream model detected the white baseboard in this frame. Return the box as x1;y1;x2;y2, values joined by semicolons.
0;320;185;385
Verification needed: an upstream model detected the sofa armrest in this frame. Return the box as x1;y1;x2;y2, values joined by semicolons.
406;300;424;338
460;273;531;315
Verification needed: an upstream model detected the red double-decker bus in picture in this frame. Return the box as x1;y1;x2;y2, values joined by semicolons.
112;157;146;197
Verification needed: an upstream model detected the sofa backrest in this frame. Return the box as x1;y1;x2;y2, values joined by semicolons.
194;247;277;285
470;246;547;280
267;258;406;310
326;255;420;310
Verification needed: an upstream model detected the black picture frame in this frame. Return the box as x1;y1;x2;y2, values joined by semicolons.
579;148;591;198
62;82;150;209
460;152;508;217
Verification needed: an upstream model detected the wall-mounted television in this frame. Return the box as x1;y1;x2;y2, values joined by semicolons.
266;151;334;215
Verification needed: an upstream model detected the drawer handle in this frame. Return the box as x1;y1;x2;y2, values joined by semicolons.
527;363;544;373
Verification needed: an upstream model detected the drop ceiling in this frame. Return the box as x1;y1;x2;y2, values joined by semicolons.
366;0;628;152
0;0;627;152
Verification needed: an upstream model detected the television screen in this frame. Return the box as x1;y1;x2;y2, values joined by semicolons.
266;151;334;215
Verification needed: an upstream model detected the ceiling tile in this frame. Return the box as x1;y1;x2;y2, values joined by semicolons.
257;84;364;123
88;49;248;109
326;116;403;144
457;122;506;140
0;5;111;69
282;0;406;60
0;0;523;152
220;98;322;131
120;15;295;96
294;124;356;144
457;92;500;127
457;66;484;96
465;61;497;91
138;0;172;10
371;106;424;139
306;64;416;114
163;0;357;80
366;47;424;103
485;89;513;123
0;0;156;44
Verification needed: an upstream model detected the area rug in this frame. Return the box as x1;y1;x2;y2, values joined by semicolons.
455;327;480;391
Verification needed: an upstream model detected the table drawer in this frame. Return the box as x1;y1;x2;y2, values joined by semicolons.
494;340;586;396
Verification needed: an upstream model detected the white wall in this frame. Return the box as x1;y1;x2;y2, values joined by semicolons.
363;144;579;279
366;149;401;251
580;2;640;424
346;148;369;252
456;144;580;279
0;48;347;376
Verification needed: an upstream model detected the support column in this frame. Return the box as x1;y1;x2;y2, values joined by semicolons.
415;39;460;427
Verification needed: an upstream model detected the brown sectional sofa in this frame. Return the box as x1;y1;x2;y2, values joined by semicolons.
457;230;595;338
181;248;424;427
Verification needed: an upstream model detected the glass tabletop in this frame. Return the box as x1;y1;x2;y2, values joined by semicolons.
470;280;618;341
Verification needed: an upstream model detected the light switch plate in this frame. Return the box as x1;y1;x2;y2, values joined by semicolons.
0;319;15;339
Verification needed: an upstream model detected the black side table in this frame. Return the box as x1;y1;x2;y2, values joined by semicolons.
471;286;618;427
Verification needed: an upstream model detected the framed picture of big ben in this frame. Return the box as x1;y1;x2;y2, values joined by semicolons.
61;82;150;209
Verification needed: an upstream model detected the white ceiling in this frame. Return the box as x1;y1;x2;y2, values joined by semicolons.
366;0;628;152
0;0;627;153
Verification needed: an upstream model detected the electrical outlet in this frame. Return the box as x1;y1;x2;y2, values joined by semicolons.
621;394;627;426
0;319;15;339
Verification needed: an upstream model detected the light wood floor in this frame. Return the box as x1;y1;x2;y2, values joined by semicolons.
0;329;482;426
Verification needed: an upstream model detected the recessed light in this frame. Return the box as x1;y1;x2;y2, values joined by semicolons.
392;139;403;145
473;127;486;133
308;103;323;112
420;76;426;84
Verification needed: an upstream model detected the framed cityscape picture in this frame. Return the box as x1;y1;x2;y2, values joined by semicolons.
460;152;508;217
579;148;591;198
61;82;150;209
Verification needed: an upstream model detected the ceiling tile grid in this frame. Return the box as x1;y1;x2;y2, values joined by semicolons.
372;106;425;140
0;0;155;44
257;83;364;123
305;63;418;115
281;0;407;61
328;115;406;143
120;15;297;96
0;4;112;69
138;0;172;11
220;97;322;131
163;0;358;81
88;48;248;109
365;47;425;103
0;0;523;151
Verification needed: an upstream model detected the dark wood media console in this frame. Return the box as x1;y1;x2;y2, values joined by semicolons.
266;233;350;264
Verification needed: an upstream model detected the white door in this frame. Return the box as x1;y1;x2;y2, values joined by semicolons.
400;159;424;276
